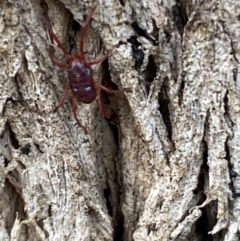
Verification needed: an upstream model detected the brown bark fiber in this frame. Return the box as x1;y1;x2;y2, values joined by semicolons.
0;0;240;240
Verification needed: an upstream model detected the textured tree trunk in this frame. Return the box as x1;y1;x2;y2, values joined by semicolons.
1;0;239;240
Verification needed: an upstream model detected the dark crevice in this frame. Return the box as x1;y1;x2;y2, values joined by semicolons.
144;55;157;94
4;178;26;235
178;78;185;106
117;0;125;7
2;96;19;115
133;47;144;69
151;18;159;42
131;22;157;45
127;36;144;69
145;55;157;82
225;141;231;163
114;214;124;241
108;119;119;143
105;119;125;241
8;123;20;149
68;18;80;54
193;140;208;195
100;59;126;241
232;68;238;83
172;2;188;36
195;207;213;241
48;205;53;217
34;142;44;153
195;186;215;241
163;29;172;44
104;188;113;217
101;59;118;92
3;74;26;116
101;59;115;117
20;143;31;155
147;223;157;235
158;78;172;141
227;141;240;197
227;141;238;195
131;22;148;38
223;91;239;196
101;58;131;120
223;89;229;111
4;157;9;167
1;130;11;165
36;218;49;238
71;18;80;35
223;90;234;127
194;113;215;241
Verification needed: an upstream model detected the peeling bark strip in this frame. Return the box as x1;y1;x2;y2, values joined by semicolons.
0;0;240;240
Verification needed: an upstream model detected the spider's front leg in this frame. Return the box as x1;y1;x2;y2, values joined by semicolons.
87;50;113;66
41;0;73;66
94;81;131;118
48;46;70;69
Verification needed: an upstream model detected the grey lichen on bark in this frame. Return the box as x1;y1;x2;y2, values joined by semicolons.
1;0;240;241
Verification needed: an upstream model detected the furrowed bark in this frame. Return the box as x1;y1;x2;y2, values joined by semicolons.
0;0;240;240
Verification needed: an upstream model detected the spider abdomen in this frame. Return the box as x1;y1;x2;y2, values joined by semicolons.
68;59;97;103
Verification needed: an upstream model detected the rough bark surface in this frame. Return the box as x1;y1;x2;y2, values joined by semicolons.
1;0;240;240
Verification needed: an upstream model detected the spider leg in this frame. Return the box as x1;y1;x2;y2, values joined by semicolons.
53;85;71;112
95;81;131;117
95;81;132;94
87;50;113;66
96;94;104;116
70;96;87;133
49;46;69;69
96;89;112;118
79;6;97;55
41;0;72;61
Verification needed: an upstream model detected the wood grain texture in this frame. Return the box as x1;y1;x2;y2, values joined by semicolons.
0;0;240;240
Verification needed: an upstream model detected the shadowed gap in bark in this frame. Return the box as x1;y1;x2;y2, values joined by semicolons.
226;140;240;197
223;90;239;196
195;207;213;241
193;139;207;196
127;36;144;69
144;55;157;94
194;141;214;241
36;218;49;238
117;0;125;7
101;59;125;241
104;188;113;217
172;1;188;35
151;18;159;41
101;59;117;115
68;18;80;53
193;111;217;240
158;79;172;141
20;143;31;155
131;22;157;45
8;122;20;149
4;178;26;235
232;68;238;83
178;75;185;106
34;142;44;153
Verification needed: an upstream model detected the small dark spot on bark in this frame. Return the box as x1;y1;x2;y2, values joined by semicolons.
127;36;144;68
21;143;31;155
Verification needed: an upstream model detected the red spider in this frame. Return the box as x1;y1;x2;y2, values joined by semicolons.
41;0;130;132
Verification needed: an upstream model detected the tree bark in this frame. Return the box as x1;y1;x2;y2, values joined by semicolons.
1;0;239;240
